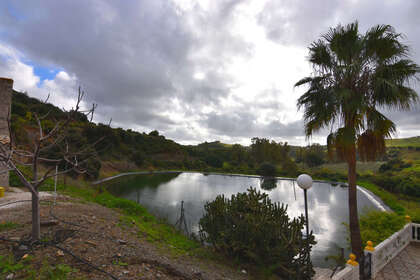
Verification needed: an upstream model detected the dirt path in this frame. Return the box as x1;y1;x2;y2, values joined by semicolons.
0;195;250;280
1;192;332;279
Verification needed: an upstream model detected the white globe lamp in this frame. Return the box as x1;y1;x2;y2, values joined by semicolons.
297;174;313;190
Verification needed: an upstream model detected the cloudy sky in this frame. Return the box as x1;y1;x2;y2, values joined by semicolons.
0;0;419;145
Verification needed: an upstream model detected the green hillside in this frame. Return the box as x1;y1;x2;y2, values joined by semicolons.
10;91;420;201
386;136;420;148
10;91;293;178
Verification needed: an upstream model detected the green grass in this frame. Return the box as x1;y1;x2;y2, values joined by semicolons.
0;255;25;276
386;136;420;148
357;181;420;222
357;181;405;214
317;161;383;175
0;254;82;280
0;222;20;232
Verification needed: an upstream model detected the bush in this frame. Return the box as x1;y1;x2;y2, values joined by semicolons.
359;210;406;245
280;159;299;177
256;162;276;176
131;150;145;166
199;188;315;279
372;175;420;198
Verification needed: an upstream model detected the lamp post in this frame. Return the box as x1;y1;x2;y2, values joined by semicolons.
297;173;313;276
297;174;313;237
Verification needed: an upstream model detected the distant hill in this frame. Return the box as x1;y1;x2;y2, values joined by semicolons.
11;90;188;177
385;136;420;148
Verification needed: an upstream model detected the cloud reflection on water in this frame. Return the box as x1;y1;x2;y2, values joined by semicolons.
116;173;379;267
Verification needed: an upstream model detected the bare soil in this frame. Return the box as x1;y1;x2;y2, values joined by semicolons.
0;195;249;280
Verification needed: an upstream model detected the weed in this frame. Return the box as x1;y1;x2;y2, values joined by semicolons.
40;263;79;280
0;255;24;276
0;222;20;232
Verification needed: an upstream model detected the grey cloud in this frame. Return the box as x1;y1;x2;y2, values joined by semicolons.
257;0;343;46
202;110;303;139
0;0;250;134
1;0;419;145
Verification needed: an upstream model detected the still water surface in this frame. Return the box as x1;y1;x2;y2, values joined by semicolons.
106;172;381;267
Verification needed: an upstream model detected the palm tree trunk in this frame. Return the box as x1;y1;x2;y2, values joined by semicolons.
347;146;363;260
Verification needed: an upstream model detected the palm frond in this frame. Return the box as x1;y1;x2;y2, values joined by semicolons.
364;24;408;61
294;77;313;87
296;21;419;163
357;130;386;161
308;40;333;71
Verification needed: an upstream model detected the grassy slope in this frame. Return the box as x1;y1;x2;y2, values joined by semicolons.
385;136;420;147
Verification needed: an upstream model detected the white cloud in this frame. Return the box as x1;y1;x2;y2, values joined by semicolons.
0;44;82;112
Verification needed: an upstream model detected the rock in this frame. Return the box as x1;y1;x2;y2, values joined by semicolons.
5;273;14;279
85;240;97;247
241;269;247;274
193;271;203;278
117;239;127;245
18;245;28;251
123;270;129;275
57;250;64;257
40;220;59;227
156;273;162;278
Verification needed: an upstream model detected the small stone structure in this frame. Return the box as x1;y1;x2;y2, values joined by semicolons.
0;78;13;187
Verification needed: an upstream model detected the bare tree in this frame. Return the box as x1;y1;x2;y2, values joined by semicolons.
0;87;103;240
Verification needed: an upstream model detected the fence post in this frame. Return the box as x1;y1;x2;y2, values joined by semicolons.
363;241;374;279
347;253;360;280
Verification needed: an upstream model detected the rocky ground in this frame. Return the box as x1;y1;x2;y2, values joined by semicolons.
0;194;250;280
0;189;332;280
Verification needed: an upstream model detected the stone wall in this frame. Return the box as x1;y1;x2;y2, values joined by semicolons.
0;78;13;187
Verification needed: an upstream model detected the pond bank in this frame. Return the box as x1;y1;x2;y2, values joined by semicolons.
93;170;390;213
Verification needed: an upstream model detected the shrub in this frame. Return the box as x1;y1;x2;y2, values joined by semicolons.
359;210;406;245
199;188;315;279
256;162;276;176
131;150;145;166
280;159;299;177
372;175;420;198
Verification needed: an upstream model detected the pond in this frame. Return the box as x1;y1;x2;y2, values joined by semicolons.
104;172;384;267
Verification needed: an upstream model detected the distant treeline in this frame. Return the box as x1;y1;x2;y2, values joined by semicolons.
10;91;420;198
10;91;298;178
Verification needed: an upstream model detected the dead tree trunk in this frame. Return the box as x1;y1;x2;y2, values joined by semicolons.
31;191;40;239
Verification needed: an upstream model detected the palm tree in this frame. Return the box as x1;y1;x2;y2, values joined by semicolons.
295;22;419;261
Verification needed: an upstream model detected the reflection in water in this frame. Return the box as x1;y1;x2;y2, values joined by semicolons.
105;172;380;268
260;177;277;190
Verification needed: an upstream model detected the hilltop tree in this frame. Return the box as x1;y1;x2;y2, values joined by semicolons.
251;137;290;164
295;22;419;264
